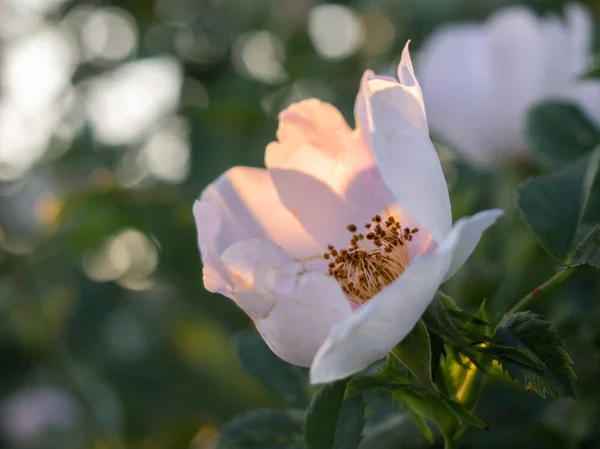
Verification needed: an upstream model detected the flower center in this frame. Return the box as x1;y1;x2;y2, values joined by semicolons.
324;214;419;305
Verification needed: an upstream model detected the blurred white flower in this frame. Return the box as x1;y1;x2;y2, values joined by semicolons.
417;4;600;168
0;387;79;445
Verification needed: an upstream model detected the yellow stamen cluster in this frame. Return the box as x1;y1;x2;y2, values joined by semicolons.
324;215;419;305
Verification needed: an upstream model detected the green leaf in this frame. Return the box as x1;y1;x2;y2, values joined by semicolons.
305;381;346;449
347;376;488;436
526;101;600;171
443;399;488;430
564;224;600;269
481;345;541;371
407;407;434;443
392;320;434;390
516;147;600;261
305;380;365;449
442;301;491;411
495;312;577;398
357;413;433;449
236;331;308;407
333;394;365;449
346;376;412;398
447;309;489;327
422;298;469;348
218;409;305;449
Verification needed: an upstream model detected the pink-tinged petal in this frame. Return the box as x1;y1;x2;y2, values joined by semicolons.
362;45;451;243
266;163;362;249
276;98;354;159
193;199;231;297
309;209;501;383
443;209;503;281
222;238;352;367
200;166;321;259
266;99;395;248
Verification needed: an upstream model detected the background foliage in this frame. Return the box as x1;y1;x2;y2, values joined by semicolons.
0;0;599;448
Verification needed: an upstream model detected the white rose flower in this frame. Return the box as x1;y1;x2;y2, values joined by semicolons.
194;43;502;383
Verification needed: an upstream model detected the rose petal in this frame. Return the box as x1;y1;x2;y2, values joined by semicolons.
199;166;321;259
310;234;455;384
362;44;452;243
309;209;501;383
266;99;395;248
443;209;504;281
222;238;353;367
193;199;231;297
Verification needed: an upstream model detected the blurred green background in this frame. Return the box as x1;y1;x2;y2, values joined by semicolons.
0;0;599;448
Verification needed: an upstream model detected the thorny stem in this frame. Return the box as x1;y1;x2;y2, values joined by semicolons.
505;268;574;318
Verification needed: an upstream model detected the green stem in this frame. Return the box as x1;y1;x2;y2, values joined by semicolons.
505;268;574;318
443;433;460;449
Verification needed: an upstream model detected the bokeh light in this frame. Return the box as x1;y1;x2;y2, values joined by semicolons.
0;387;80;446
308;4;365;61
81;228;159;288
84;57;183;145
79;7;138;63
232;31;287;84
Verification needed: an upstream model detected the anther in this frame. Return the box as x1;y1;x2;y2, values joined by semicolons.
326;213;411;305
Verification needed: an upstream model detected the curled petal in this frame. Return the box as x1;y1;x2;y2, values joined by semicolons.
310;209;501;384
222;238;353;367
361;43;452;243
